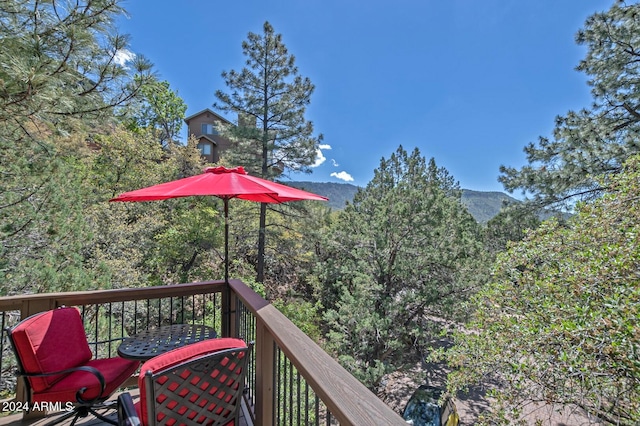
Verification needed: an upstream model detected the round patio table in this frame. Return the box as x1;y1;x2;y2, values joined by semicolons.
117;324;218;361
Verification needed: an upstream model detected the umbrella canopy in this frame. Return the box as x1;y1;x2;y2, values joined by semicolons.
110;166;328;282
110;166;328;203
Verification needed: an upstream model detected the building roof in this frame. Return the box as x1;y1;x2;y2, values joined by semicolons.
184;108;232;125
197;135;218;145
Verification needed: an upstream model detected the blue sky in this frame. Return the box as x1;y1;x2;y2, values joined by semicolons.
118;1;613;193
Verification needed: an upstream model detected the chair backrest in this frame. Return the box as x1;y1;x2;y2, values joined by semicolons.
138;338;251;426
8;307;92;393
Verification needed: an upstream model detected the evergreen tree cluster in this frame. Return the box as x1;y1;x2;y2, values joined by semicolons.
314;147;489;389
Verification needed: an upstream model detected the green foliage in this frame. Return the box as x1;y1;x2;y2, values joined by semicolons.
317;146;488;389
171;136;210;179
148;203;222;284
0;0;153;124
0;0;154;294
441;155;640;425
90;128;169;196
83;127;175;289
1;153;104;294
263;202;332;296
500;2;640;210
273;299;322;343
126;77;187;147
483;204;541;256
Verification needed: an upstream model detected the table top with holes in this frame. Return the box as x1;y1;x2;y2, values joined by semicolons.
117;324;218;361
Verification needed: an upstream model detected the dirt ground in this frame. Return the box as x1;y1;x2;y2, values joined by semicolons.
376;356;601;426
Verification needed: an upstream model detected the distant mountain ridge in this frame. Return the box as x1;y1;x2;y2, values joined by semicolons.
288;181;517;223
288;181;359;210
460;190;520;223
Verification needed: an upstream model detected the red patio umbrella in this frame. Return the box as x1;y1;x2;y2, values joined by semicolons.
110;166;328;282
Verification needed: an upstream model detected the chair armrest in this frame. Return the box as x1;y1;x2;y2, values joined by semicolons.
21;365;106;404
117;393;141;426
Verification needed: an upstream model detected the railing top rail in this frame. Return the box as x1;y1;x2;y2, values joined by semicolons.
0;280;227;311
228;279;407;425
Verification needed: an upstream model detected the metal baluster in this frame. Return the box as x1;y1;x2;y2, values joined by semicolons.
296;370;301;426
289;359;294;426
276;347;282;424
305;381;310;426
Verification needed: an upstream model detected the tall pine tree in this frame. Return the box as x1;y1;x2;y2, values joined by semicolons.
500;2;640;210
214;21;322;282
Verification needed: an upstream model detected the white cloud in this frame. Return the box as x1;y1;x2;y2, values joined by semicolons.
312;149;326;167
331;159;339;167
114;49;136;68
312;144;332;167
331;171;354;182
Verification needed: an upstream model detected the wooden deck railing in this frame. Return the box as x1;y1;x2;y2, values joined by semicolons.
0;280;406;425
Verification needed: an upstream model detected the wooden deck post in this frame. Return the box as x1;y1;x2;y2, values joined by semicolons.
254;319;275;426
228;287;238;338
221;283;230;337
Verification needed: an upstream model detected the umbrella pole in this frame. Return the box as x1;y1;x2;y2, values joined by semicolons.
224;198;229;284
222;197;230;337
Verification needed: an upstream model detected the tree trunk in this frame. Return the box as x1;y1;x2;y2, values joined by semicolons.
257;104;269;283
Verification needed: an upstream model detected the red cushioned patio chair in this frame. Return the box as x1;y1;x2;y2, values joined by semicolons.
117;338;252;426
6;306;139;426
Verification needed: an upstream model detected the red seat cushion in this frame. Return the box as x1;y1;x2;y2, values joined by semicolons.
11;307;92;392
32;356;139;403
138;338;246;426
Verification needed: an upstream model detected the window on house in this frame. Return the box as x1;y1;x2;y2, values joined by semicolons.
197;142;212;155
201;123;218;135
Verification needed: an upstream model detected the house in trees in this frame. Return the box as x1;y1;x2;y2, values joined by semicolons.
184;108;233;163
